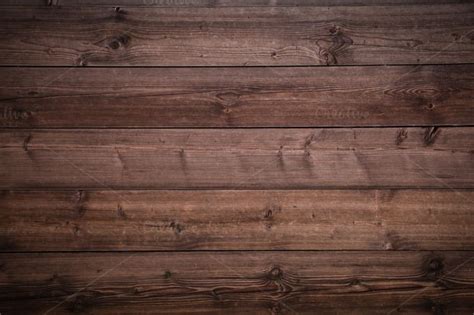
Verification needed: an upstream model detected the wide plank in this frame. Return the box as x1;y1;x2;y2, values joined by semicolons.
1;65;473;128
0;4;473;66
0;128;473;189
1;251;473;314
1;189;473;251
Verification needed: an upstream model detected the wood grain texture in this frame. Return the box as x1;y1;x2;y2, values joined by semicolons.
1;251;473;314
1;189;473;251
1;128;473;189
1;0;470;7
0;5;473;66
1;65;473;128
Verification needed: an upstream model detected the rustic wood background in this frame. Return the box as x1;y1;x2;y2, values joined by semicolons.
0;0;473;314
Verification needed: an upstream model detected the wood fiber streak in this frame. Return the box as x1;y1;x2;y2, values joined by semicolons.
1;128;473;189
0;189;473;251
0;5;473;66
1;65;473;128
0;252;473;314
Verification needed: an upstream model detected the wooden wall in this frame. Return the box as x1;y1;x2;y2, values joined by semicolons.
0;0;473;314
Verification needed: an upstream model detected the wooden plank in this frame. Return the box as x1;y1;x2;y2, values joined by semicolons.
0;0;469;7
0;0;469;8
1;251;473;314
1;128;473;189
1;65;473;128
1;189;473;251
0;5;472;66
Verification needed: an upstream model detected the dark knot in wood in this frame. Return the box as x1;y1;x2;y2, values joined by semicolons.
108;34;131;50
268;266;283;281
316;25;353;65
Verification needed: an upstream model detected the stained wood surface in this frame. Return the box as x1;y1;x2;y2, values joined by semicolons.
1;251;473;314
1;4;473;66
1;189;473;251
1;1;473;314
1;128;473;189
1;65;473;128
1;0;470;6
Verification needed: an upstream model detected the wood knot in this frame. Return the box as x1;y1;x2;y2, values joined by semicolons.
424;257;444;280
395;128;408;145
23;134;32;152
77;55;88;66
426;103;436;110
73;190;87;218
164;270;172;279
113;6;127;20
211;289;221;300
268;267;283;281
350;279;361;286
425;300;446;315
263;205;281;230
428;258;444;273
329;25;341;35
72;223;81;237
405;39;423;48
270;302;282;314
423;127;440;146
216;91;240;107
169;221;184;234
117;204;127;219
65;294;93;313
316;25;353;65
264;209;273;219
47;0;60;6
108;34;131;50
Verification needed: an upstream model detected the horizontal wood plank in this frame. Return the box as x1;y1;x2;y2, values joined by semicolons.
1;65;473;128
1;189;473;251
1;251;473;314
0;0;469;7
1;128;473;189
0;5;473;66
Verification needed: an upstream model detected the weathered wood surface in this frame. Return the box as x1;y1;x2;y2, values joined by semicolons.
0;5;473;66
1;0;470;7
1;128;473;189
1;65;473;128
1;189;473;251
1;251;473;314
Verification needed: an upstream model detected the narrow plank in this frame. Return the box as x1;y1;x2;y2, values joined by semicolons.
0;0;469;7
1;189;473;251
1;65;473;128
0;5;473;66
1;251;473;314
1;128;473;189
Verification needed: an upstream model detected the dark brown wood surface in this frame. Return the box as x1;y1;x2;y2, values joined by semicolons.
1;1;473;313
1;251;473;314
1;0;470;6
0;4;473;66
1;65;473;128
1;128;473;189
1;189;473;251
